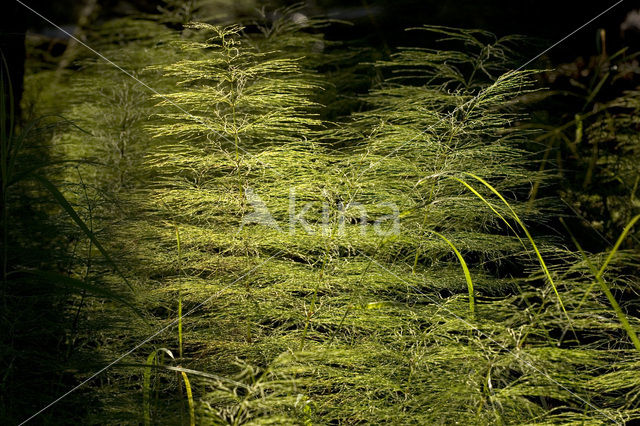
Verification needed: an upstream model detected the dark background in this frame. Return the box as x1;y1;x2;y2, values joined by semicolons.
20;0;640;57
311;0;638;61
2;1;639;423
4;0;639;116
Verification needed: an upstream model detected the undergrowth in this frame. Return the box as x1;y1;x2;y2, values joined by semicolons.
4;4;640;425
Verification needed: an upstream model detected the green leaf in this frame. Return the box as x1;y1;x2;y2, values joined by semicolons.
143;348;175;426
429;231;475;316
31;173;133;291
21;269;141;316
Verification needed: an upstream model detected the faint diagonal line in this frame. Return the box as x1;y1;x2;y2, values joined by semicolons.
357;250;623;425
14;2;288;423
349;0;625;190
15;0;628;423
344;6;627;420
18;251;284;425
516;0;625;71
15;0;276;173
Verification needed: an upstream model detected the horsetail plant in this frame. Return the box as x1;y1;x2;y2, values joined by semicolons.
456;172;570;320
563;215;640;352
17;7;640;424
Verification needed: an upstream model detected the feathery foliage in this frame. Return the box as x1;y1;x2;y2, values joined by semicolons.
9;6;640;425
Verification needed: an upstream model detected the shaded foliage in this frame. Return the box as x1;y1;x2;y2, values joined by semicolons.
3;4;640;425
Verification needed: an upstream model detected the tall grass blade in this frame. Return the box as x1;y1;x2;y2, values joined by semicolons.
459;173;570;321
20;269;140;315
31;173;133;291
562;217;640;352
598;214;640;278
451;177;527;250
429;231;475;316
143;348;175;426
180;371;195;426
176;226;183;359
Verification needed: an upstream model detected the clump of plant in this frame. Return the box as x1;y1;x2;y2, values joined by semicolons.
529;31;640;248
128;22;585;424
17;5;640;424
1;56;142;422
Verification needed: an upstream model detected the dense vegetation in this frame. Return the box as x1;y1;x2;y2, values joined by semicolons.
2;2;640;424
